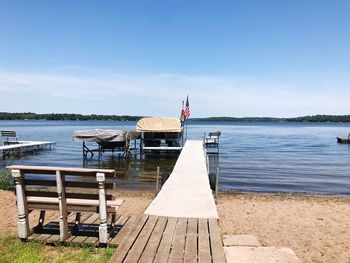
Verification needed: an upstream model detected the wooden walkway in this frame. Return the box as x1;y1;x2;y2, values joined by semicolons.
28;212;226;262
110;214;226;263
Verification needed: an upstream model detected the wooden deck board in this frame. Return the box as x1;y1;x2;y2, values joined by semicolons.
198;219;212;263
110;214;149;262
184;218;198;263
152;217;178;263
123;215;158;263
168;218;188;263
138;216;168;263
208;219;226;263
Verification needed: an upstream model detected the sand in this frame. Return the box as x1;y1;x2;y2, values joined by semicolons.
217;193;350;263
1;189;350;262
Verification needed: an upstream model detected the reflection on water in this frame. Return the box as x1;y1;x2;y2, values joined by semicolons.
79;152;179;189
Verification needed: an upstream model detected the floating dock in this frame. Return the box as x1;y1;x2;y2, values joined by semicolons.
145;140;218;219
0;141;55;157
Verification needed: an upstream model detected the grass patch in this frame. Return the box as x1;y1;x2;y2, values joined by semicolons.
0;170;14;190
0;235;115;263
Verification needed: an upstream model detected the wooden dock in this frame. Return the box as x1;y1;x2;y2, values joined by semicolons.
0;141;54;156
145;140;218;219
27;212;226;262
110;214;226;263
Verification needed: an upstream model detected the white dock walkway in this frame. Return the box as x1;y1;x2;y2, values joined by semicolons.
145;140;218;218
0;141;55;154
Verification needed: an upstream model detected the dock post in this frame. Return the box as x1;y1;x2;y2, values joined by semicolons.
215;161;219;198
156;166;160;194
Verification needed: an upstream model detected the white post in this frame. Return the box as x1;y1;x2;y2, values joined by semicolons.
215;162;219;199
56;170;69;241
12;169;29;239
156;166;160;194
96;172;109;244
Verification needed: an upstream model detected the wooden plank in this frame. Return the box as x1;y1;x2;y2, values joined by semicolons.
65;214;98;243
124;216;159;263
198;219;211;263
28;233;41;240
154;217;177;263
7;165;115;174
168;218;188;263
7;165;115;177
25;181;115;189
138;216;168;263
109;215;137;246
110;214;149;262
208;219;226;263
70;214;100;245
46;234;61;244
184;218;198;263
115;215;130;226
153;217;177;263
35;233;52;242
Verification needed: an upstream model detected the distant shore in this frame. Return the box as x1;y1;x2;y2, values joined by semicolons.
1;189;349;262
1;112;350;122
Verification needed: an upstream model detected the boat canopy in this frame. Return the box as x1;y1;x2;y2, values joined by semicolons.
73;129;127;142
136;117;182;132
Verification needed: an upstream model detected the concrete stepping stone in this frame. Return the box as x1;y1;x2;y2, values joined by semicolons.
223;235;261;247
224;246;301;263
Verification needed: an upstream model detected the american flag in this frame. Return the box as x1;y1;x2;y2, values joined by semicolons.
184;95;190;120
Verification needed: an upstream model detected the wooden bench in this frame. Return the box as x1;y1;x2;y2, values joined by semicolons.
1;130;18;145
7;165;124;245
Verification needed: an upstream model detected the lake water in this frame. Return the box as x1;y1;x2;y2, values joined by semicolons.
1;120;350;195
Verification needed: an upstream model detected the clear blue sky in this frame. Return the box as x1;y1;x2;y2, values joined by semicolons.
0;0;349;117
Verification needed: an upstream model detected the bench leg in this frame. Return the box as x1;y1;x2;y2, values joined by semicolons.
12;169;30;240
75;212;81;230
33;210;46;233
97;173;109;244
56;171;69;242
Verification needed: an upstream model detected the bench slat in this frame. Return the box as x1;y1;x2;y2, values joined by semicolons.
25;191;115;201
27;196;123;207
24;179;115;189
7;165;115;176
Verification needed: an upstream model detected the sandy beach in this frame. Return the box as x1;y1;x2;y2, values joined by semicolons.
1;189;350;262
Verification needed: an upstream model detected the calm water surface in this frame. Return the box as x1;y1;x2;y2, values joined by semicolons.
1;120;350;194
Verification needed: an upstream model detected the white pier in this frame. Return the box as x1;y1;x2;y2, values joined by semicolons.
0;141;55;156
145;140;218;219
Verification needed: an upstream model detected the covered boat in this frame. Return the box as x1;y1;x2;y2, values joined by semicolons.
136;117;183;152
73;129;138;158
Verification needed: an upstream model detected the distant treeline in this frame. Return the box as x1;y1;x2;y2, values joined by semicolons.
0;112;143;121
1;112;350;122
192;115;350;122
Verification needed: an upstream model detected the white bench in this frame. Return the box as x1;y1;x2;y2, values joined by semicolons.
7;165;124;245
1;130;18;145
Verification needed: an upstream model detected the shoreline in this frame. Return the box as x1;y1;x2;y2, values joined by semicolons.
1;189;349;262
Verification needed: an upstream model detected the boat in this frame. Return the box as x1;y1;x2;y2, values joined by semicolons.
136;117;184;153
337;135;350;143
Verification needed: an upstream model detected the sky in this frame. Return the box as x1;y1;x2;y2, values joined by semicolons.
0;0;349;118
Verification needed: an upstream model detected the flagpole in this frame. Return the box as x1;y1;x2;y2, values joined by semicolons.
181;100;184;146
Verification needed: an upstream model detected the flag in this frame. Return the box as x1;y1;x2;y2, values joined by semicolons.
184;95;190;120
180;100;185;126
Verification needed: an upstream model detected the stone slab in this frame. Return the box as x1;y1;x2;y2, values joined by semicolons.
223;235;261;247
224;246;301;263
